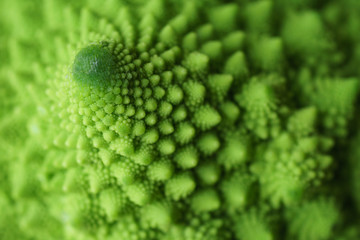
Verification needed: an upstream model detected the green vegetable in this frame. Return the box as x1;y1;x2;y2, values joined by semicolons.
1;0;360;239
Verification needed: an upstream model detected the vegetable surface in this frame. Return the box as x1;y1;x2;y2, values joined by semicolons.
0;0;360;239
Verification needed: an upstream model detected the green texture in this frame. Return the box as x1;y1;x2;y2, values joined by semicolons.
0;0;360;239
72;44;116;86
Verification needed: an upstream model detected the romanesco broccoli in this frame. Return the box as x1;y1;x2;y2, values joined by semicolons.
0;0;360;239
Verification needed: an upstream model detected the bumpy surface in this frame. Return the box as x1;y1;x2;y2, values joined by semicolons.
0;0;360;239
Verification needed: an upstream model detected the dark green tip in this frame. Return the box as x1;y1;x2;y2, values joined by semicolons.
72;44;116;86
